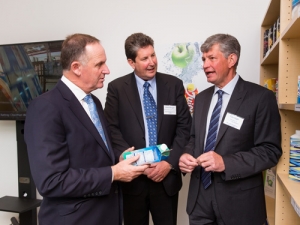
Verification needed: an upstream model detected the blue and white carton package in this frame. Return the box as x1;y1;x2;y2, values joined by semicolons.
123;144;171;166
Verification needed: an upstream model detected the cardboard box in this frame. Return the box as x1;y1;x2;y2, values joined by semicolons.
123;144;171;166
264;167;276;198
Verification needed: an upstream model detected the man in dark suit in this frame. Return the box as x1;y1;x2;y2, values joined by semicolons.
104;33;192;225
24;33;149;225
179;34;282;225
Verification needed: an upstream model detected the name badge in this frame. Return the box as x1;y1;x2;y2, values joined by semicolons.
164;105;176;115
223;112;244;130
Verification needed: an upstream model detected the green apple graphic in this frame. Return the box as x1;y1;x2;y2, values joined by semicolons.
171;43;195;68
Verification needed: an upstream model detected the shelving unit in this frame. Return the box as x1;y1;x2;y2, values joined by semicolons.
0;121;41;225
260;0;300;224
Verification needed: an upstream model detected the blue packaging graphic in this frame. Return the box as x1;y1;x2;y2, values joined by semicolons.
292;0;300;8
292;0;300;19
289;130;300;181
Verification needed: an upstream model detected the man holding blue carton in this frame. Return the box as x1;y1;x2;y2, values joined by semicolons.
104;33;192;225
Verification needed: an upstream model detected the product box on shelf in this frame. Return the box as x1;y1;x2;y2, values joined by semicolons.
264;167;276;198
123;144;171;166
262;17;280;58
291;197;300;217
272;22;277;44
268;27;273;52
292;0;300;19
263;29;269;57
289;130;300;182
264;78;277;97
276;17;280;39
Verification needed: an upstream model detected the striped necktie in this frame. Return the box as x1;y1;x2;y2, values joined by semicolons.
201;90;224;189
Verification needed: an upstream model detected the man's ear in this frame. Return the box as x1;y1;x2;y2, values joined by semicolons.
228;53;238;68
70;61;81;77
127;59;135;70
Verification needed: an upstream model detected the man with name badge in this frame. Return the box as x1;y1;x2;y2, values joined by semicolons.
179;33;282;225
104;32;192;225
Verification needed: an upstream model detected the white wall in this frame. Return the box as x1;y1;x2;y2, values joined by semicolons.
0;0;270;224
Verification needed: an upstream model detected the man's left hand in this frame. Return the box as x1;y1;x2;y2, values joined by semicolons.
197;151;225;172
145;161;171;182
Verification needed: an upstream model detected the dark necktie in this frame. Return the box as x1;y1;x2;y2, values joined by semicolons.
143;81;157;146
83;95;108;150
201;90;224;189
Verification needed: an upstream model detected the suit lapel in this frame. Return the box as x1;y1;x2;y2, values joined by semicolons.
92;95;116;161
156;73;169;134
197;87;214;155
215;77;247;147
56;81;113;160
123;73;145;132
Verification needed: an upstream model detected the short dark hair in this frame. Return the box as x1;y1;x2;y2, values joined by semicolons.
61;33;100;70
201;34;241;67
124;33;154;62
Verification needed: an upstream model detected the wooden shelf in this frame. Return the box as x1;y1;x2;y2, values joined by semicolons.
261;40;279;65
278;104;300;111
282;16;300;39
277;173;300;209
261;0;280;26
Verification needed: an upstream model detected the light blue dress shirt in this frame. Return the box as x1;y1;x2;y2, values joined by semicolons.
204;73;240;147
135;74;157;147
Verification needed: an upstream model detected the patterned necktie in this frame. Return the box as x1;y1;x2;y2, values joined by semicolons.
143;81;157;146
201;90;224;189
83;95;108;150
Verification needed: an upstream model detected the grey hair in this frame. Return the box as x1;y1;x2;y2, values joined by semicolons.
200;34;241;67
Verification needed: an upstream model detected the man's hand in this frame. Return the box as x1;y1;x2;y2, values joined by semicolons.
119;147;135;161
145;161;170;182
112;155;149;182
179;153;198;173
197;151;225;172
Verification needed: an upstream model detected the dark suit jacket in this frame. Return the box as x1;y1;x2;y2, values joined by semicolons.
25;80;121;225
104;72;191;196
184;77;282;225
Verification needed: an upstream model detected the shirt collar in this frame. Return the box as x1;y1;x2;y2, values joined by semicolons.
214;73;240;95
61;75;87;101
134;73;156;88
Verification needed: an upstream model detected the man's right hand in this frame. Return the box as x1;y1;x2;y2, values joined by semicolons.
179;153;198;173
111;155;149;182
